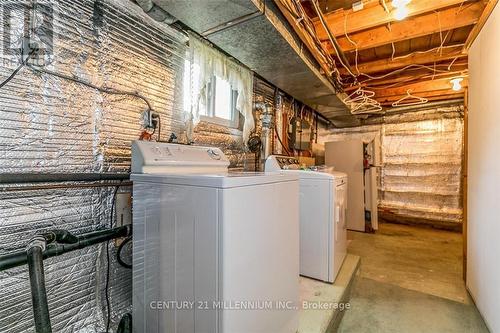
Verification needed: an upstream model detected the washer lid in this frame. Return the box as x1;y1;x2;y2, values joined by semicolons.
131;172;299;188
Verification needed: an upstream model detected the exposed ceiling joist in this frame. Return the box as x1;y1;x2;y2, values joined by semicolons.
340;45;466;75
344;65;468;90
463;0;499;52
379;92;466;105
374;77;468;98
324;1;484;53
313;0;474;40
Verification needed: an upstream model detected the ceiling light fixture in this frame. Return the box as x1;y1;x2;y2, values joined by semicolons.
450;78;464;91
394;6;409;20
392;0;411;20
391;0;411;8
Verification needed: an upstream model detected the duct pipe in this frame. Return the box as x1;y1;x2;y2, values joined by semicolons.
256;102;274;170
0;226;131;272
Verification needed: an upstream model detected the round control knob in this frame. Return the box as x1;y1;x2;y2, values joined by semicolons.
207;149;221;160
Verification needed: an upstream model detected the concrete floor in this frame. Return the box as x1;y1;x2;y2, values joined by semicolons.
338;222;489;333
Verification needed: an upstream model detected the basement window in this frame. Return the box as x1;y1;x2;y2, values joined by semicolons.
183;61;239;128
203;75;239;128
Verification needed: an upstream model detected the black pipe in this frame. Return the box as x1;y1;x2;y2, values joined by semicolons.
27;242;52;333
0;226;131;271
117;313;132;333
0;173;130;184
0;181;133;193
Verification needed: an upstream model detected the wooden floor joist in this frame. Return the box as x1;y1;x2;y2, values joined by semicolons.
463;0;499;52
313;0;478;39
339;46;467;76
325;2;484;53
373;77;468;99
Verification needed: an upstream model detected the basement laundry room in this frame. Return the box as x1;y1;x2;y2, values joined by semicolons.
0;0;499;332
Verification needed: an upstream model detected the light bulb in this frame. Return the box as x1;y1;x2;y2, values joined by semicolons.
394;6;409;20
392;0;411;8
450;78;463;91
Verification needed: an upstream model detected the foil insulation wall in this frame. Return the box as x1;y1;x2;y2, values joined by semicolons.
318;106;464;226
0;0;186;332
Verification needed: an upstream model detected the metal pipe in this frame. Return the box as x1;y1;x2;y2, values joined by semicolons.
0;173;130;184
0;226;131;271
0;181;133;193
202;10;264;37
256;101;274;170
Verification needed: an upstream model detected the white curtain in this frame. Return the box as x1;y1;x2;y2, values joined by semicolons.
187;32;254;145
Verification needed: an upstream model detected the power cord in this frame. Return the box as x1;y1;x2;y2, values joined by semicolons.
0;62;25;90
28;64;153;110
105;185;120;333
116;237;132;269
0;45;37;90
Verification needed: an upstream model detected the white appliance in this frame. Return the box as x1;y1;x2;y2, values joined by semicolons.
325;139;380;232
131;141;299;333
265;155;348;283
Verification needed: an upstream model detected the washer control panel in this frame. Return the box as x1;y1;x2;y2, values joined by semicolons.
265;155;301;171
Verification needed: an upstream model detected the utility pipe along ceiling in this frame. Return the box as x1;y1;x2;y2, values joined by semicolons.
133;0;362;127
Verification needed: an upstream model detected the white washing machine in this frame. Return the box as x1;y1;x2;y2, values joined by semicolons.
266;155;348;283
131;141;299;333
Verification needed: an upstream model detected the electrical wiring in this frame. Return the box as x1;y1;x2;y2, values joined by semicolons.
344;12;360;75
116;237;132;269
0;62;25;90
361;69;468;90
310;0;357;79
357;62;465;81
0;46;38;90
27;65;153;110
26;64;157;136
105;186;120;333
391;43;465;61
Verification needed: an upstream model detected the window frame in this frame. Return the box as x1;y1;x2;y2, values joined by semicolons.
201;75;240;129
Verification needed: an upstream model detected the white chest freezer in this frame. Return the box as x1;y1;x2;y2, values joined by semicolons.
265;155;348;283
131;141;300;333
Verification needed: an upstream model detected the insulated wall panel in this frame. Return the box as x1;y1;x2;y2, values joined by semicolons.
0;0;186;332
319;106;464;226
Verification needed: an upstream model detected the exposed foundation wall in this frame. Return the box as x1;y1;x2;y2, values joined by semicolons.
318;106;464;228
467;3;500;332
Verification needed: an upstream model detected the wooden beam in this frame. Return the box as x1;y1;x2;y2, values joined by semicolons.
324;2;484;53
463;0;499;52
340;46;467;75
373;77;468;98
462;87;469;281
379;92;465;105
343;66;468;92
314;0;475;40
274;0;333;76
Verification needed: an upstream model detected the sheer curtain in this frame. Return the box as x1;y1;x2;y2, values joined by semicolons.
187;32;254;145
